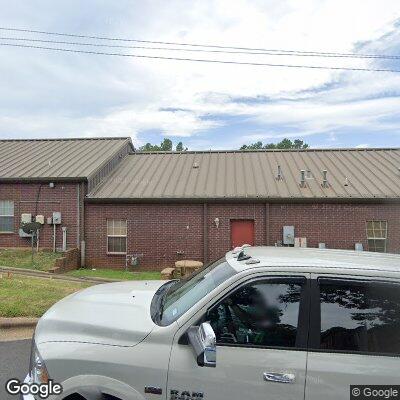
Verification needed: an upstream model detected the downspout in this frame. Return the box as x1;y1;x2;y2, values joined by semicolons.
53;224;56;252
265;202;270;246
80;181;86;267
35;183;43;251
203;203;208;264
77;183;80;247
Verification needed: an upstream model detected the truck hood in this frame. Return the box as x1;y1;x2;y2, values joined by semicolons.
35;280;167;347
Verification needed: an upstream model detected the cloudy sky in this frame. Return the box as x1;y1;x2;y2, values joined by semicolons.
1;0;400;150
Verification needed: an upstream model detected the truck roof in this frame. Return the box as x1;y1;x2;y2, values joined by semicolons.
225;246;400;274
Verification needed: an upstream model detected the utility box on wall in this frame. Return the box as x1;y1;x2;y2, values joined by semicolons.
21;213;32;224
35;215;45;224
52;212;62;225
283;225;295;245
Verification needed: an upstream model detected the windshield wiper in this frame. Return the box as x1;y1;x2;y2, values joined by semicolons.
158;292;167;322
157;280;177;322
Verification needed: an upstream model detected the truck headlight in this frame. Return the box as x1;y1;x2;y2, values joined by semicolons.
29;340;49;384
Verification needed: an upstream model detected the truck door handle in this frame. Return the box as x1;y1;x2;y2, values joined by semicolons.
263;372;296;384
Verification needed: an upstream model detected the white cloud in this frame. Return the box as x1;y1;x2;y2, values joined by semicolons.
355;143;370;148
0;0;400;146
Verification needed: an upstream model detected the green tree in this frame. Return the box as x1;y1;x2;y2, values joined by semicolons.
293;139;309;149
240;141;263;150
241;138;309;150
176;141;188;151
139;142;160;152
139;138;185;152
276;138;293;149
160;138;173;151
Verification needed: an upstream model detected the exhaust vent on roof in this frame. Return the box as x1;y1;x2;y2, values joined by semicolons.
192;162;199;169
321;170;329;188
299;170;306;188
276;165;283;181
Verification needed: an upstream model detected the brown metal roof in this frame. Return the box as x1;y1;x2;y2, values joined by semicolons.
0;137;132;180
87;148;400;201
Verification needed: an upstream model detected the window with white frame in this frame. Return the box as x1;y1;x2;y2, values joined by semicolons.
107;219;127;254
0;201;14;233
366;220;387;252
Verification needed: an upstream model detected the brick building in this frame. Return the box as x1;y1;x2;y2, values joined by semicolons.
1;138;400;270
0;137;132;253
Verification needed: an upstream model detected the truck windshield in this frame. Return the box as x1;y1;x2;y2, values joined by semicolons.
156;257;236;326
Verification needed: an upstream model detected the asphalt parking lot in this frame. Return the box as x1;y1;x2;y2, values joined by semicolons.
0;339;31;400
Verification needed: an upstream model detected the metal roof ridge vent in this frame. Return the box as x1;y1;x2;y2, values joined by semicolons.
321;170;329;188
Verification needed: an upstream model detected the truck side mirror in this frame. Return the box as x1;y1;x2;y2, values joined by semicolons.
187;322;216;368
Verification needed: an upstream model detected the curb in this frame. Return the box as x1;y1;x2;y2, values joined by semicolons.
76;275;121;283
0;317;39;329
0;266;118;284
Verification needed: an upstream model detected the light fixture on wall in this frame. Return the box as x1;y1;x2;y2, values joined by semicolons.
214;217;220;228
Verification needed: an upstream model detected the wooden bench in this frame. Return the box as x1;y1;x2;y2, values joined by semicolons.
161;267;175;280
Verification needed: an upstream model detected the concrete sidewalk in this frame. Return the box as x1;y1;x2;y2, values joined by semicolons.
0;265;119;284
0;326;35;342
0;318;38;342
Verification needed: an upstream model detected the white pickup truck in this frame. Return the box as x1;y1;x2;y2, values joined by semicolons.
24;246;400;400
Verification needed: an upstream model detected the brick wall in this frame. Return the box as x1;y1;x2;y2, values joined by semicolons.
0;182;82;250
52;248;80;273
85;201;400;270
207;203;266;261
85;203;204;269
269;203;400;253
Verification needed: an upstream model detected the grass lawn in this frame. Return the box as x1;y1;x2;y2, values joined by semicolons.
0;249;62;271
67;268;161;281
0;275;91;318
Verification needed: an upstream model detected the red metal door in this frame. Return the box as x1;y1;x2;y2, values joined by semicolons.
230;219;255;248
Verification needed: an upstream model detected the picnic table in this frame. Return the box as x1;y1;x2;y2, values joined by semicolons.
175;260;203;277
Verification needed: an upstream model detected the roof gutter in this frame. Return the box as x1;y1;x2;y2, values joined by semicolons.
0;177;87;183
84;196;400;205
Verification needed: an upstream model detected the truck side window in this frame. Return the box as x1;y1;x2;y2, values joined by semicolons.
319;280;400;355
207;279;303;348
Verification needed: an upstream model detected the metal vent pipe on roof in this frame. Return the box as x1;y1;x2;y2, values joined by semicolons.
322;170;328;188
300;170;306;187
277;165;282;180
